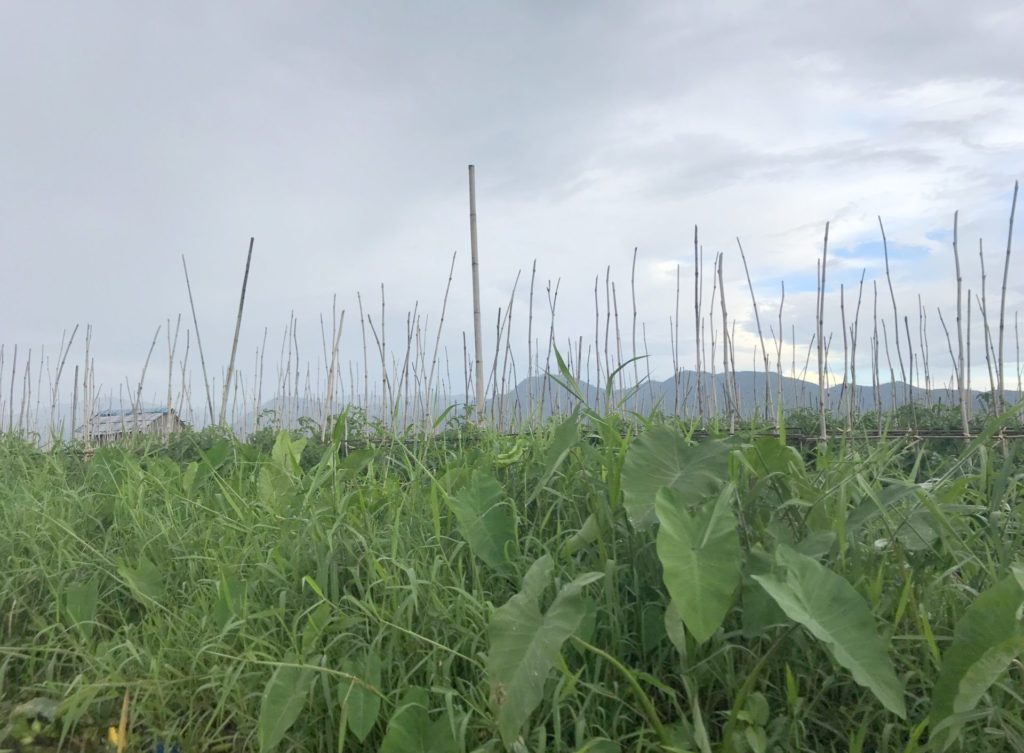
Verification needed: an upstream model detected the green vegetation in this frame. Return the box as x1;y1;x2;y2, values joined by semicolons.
1;402;1023;752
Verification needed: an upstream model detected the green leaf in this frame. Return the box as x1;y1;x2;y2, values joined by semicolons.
300;602;333;655
931;574;1024;750
753;545;906;718
656;484;742;643
563;513;600;556
521;553;555;602
378;687;457;753
742;437;806;480
338;650;383;743
487;562;602;745
741;549;787;639
527;411;580;504
64;577;99;640
258;654;317;753
271;431;306;476
621;427;731;530
664;600;688;659
117;557;164;606
211;574;246;631
448;470;518;570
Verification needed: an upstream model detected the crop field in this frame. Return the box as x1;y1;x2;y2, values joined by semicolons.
2;387;1023;753
1;189;1021;752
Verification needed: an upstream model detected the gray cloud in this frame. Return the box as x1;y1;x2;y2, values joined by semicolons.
1;1;1021;406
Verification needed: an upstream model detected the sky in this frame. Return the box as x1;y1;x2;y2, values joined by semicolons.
1;1;1023;421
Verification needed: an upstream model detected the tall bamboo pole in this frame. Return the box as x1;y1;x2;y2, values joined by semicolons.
817;223;829;441
468;165;485;422
997;181;1018;413
220;238;254;426
953;212;969;438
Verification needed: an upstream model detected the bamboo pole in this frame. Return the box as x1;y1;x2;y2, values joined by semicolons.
219;238;254;426
817;223;829;441
737;238;772;422
952;212;969;437
468;165;485;422
997;181;1018;413
879;217;908;402
182;256;215;425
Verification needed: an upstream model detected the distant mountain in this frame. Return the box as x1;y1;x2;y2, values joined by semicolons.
485;370;1021;425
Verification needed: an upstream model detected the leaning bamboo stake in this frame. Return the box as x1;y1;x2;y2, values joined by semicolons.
967;290;973;420
612;281;624;394
978;245;999;408
817;223;829;441
840;284;849;430
693;228;704;422
527;259;536;414
468;165;485;423
425;252;457;424
70;364;79;441
903;315;916;422
878;217;908;402
977;248;998;412
996;181;1018;414
716;254;735;431
631;247;640;391
952;211;969;438
166;315;181;418
737;238;772;422
134;326;161;431
220;237;254;426
17;349;28;433
603;266;612;392
31;347;42;434
776;282;785;421
675;263;682;417
83;327;92;442
49;324;79;440
182;256;216;425
593;276;601;410
920;297;932;402
1017;311;1022;398
872;284;880;422
357;292;369;412
542;279;561;415
881;320;897;413
322;306;345;439
850;271;865;427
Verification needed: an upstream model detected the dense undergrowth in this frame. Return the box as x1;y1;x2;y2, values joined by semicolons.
1;402;1023;752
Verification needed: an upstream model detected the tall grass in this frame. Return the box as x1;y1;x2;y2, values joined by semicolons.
1;403;1022;751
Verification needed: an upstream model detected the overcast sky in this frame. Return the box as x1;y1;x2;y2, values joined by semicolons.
2;1;1022;417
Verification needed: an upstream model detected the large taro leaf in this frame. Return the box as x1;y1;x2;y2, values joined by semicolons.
753;545;906;719
117;557;164;606
338;649;383;743
526;411;581;505
740;437;806;482
64;577;99;640
931;570;1024;750
621;426;731;530
486;555;602;746
258;653;318;753
448;470;518;571
270;430;306;476
379;687;458;753
656;484;742;643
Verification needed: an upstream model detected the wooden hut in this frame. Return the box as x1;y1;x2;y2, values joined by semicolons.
75;408;186;445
